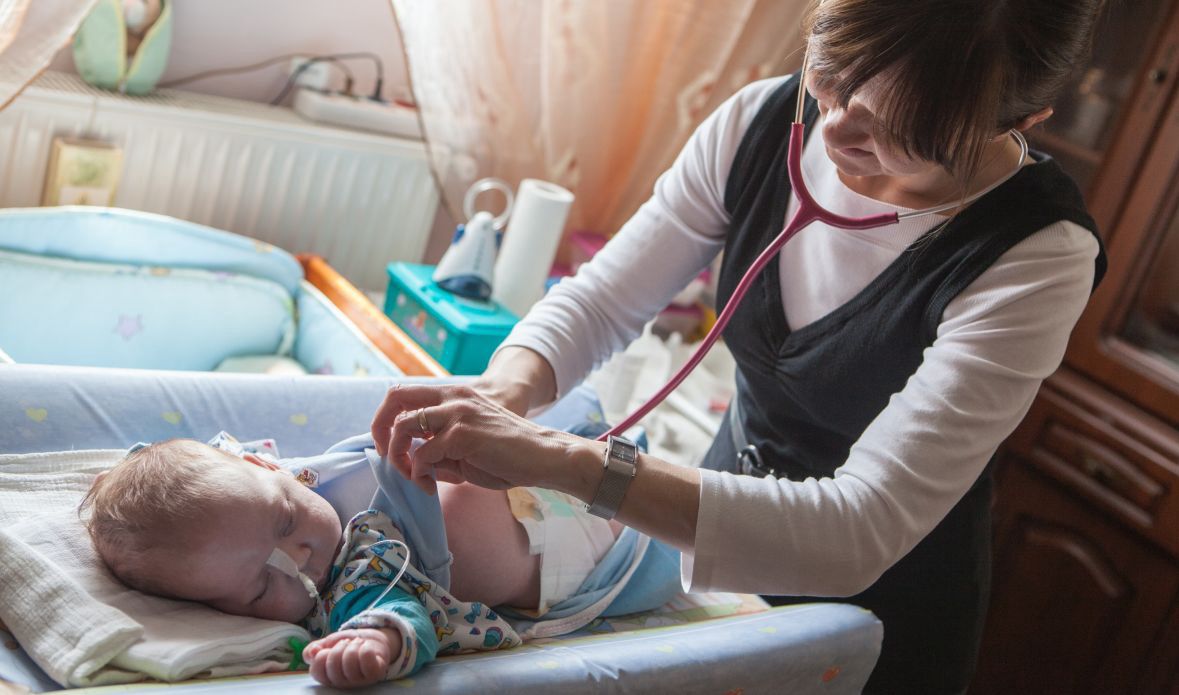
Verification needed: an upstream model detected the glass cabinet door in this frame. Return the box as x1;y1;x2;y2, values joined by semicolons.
1120;201;1179;375
1067;77;1179;426
1030;0;1172;194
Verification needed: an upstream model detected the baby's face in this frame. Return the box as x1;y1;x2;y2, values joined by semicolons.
152;452;342;623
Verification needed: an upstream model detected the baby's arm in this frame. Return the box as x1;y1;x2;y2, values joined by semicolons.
308;583;438;687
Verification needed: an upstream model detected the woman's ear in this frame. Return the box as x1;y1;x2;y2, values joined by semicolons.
242;453;281;472
1013;106;1054;133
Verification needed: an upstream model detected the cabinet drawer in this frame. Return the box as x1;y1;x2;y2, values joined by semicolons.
1020;382;1179;557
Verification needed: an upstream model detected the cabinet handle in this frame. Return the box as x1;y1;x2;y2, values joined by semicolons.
1081;454;1126;488
1038;422;1166;513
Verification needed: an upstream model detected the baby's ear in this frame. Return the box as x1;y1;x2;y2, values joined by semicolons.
242;453;282;472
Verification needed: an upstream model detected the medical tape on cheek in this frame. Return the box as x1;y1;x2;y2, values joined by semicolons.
267;547;319;600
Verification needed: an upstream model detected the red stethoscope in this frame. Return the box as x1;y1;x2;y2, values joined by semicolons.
598;57;1028;441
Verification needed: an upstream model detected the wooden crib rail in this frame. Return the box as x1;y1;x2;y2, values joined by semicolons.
298;253;448;378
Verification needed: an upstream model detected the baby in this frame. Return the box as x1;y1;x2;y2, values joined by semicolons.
79;436;633;688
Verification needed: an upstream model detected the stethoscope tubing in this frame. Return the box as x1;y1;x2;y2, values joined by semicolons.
597;75;1028;442
597;122;888;440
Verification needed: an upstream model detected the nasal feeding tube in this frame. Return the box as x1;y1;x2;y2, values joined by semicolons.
267;541;412;612
267;548;320;600
597;55;1028;442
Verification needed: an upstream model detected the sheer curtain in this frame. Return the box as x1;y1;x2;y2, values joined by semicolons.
0;0;98;109
391;0;809;246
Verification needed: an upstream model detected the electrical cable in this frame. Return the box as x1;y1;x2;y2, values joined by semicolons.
159;53;354;90
270;52;387;105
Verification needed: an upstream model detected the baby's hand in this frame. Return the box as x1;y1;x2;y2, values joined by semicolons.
304;627;402;688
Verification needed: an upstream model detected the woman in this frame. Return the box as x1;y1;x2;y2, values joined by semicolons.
372;1;1107;691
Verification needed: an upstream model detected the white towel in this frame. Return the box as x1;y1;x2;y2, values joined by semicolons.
0;449;307;687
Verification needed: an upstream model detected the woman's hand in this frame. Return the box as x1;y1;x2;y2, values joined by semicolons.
304;627;401;688
370;382;599;497
372;383;703;551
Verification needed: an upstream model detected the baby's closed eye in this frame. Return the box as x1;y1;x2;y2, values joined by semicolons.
252;570;272;604
282;500;295;537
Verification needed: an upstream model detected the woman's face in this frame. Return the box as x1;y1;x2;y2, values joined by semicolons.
803;68;943;182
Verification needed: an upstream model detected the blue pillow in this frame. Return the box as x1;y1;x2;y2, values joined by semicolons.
0;249;295;371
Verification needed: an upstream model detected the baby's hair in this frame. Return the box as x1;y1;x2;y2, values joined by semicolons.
79;439;229;597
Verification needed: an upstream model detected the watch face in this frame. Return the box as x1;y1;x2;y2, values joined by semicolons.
609;436;637;463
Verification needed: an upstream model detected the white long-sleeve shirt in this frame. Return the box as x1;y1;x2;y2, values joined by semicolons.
500;77;1099;597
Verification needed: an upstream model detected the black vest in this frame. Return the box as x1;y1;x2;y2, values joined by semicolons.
700;75;1106;693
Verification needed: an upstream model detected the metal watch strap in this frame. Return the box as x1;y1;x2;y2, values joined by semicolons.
587;435;638;520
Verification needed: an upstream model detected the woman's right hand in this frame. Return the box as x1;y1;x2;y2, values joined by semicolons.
469;346;559;416
370;382;598;496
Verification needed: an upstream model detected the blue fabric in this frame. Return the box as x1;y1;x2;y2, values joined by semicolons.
0;207;303;293
273;450;375;520
293;285;399;377
328;584;437;677
0;365;420;456
597;535;682;616
274;434;452;592
0;207;400;375
364;446;452;591
0;249;296;370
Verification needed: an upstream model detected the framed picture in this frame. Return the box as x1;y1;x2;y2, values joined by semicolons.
41;137;123;206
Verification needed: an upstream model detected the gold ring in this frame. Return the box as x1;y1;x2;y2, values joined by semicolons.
416;408;433;437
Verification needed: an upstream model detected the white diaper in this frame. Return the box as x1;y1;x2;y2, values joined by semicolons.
507;487;618;616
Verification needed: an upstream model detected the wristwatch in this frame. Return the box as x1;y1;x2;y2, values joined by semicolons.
587;435;638;520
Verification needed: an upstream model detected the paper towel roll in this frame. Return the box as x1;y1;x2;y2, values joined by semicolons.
492;178;574;317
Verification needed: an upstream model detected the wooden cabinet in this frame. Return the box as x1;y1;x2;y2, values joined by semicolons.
972;2;1179;693
975;373;1179;693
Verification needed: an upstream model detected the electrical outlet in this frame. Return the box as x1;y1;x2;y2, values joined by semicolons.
288;57;333;92
293;90;421;139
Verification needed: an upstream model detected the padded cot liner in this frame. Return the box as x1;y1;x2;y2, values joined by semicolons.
0;364;882;693
0;207;402;376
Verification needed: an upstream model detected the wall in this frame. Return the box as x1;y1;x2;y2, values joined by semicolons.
49;0;412;104
46;0;463;261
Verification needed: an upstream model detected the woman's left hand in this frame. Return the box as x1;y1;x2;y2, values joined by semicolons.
370;383;592;496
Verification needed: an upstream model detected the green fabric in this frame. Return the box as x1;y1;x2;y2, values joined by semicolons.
287;636;310;671
124;0;172;95
72;0;172;95
72;0;124;90
329;584;438;676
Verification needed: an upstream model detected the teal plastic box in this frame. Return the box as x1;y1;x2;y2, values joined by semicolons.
384;262;518;375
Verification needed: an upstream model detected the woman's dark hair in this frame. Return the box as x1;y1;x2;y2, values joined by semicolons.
802;0;1105;181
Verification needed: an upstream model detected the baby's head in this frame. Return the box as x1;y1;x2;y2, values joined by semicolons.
80;439;342;623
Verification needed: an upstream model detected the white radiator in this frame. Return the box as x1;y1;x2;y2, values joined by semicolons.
0;72;440;292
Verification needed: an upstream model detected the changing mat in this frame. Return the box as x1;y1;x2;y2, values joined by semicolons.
0;449;305;688
0;431;672;688
0;365;884;692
